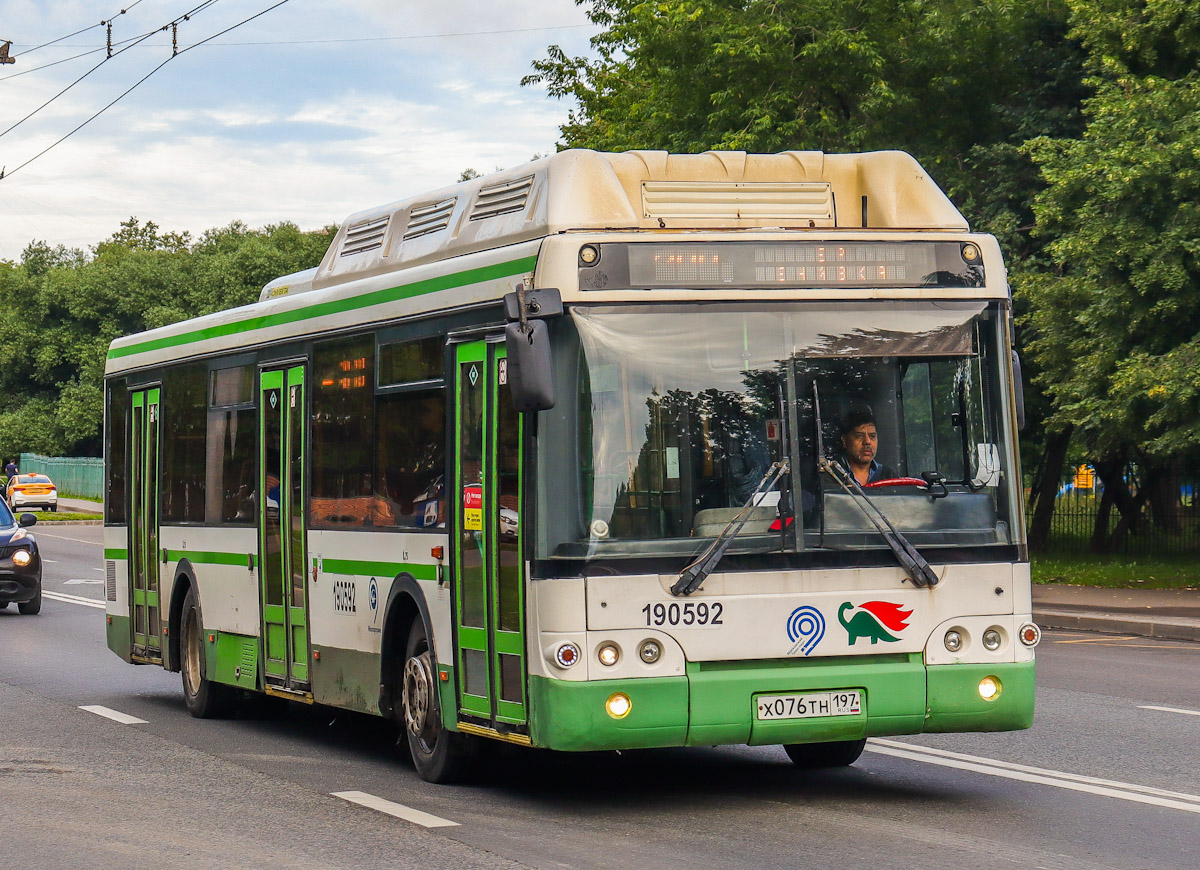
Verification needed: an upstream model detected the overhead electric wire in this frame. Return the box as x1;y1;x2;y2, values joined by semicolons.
1;0;293;182
10;0;147;59
0;1;230;139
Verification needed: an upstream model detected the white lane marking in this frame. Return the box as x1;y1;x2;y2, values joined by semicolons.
41;559;57;563
43;590;106;609
79;705;147;725
867;739;1200;814
331;791;459;828
64;578;104;585
1139;705;1200;717
92;566;106;571
27;530;103;546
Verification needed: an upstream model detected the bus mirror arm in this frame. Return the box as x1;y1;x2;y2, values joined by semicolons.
504;285;562;413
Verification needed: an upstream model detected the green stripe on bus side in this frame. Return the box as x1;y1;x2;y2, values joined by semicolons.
108;255;538;360
166;550;249;567
322;559;436;581
104;548;128;560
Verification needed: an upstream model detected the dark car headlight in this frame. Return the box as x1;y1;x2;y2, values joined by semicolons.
12;549;32;567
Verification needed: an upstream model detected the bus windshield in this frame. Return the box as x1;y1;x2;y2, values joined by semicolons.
536;301;1020;563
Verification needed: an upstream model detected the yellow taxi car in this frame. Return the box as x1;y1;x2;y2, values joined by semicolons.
6;473;58;512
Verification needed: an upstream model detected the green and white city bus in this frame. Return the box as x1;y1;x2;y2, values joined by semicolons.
103;149;1040;782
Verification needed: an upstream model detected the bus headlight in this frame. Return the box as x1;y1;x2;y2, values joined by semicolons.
12;549;31;567
638;639;662;664
553;642;581;669
605;692;632;719
944;630;963;653
982;628;1003;651
597;642;620;667
978;676;1001;701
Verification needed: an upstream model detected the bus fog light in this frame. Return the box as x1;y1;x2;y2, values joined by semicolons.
982;628;1002;651
553;642;581;668
944;630;963;653
579;245;600;265
978;676;1001;701
597;642;620;666
605;692;632;719
12;550;31;567
639;639;662;664
1019;623;1041;646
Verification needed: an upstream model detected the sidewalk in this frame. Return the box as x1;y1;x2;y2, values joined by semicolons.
1033;584;1200;642
56;496;102;514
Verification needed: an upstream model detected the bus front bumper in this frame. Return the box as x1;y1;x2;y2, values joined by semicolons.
528;656;1034;752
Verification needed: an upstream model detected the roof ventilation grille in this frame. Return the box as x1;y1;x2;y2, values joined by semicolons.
340;215;390;257
470;176;534;221
403;197;457;241
642;181;834;221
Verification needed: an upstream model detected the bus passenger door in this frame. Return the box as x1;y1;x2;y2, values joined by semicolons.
128;387;162;663
452;340;528;731
258;366;311;694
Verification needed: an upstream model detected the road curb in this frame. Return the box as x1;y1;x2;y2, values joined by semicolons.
1034;609;1200;642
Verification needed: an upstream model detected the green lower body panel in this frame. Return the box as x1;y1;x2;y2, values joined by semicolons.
528;657;1035;752
106;615;132;663
924;661;1035;732
690;654;926;746
529;675;689;751
207;632;260;691
310;645;381;715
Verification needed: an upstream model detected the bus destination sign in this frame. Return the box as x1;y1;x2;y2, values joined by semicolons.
579;241;984;291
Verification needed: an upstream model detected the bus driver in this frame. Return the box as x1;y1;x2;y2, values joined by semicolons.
838;409;896;486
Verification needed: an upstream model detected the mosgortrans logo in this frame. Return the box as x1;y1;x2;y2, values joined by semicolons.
785;606;825;656
838;600;912;645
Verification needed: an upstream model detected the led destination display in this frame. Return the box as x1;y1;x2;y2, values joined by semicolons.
577;241;985;291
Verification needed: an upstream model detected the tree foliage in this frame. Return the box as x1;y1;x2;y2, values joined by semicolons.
0;218;333;459
1021;0;1200;461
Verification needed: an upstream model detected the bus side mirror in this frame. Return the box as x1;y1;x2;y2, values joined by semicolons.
1011;349;1026;431
504;286;561;413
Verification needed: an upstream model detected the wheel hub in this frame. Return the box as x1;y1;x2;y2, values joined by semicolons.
403;652;436;744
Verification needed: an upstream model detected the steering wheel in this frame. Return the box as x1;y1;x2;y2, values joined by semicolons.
863;477;928;488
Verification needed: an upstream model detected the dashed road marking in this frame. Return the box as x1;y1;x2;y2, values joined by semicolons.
80;705;148;725
44;590;105;608
331;791;459;827
1139;704;1200;717
868;739;1200;815
64;578;104;585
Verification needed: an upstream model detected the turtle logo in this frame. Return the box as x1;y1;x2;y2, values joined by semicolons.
838;600;912;645
786;606;825;656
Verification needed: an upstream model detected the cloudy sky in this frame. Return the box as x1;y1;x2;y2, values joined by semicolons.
0;0;597;258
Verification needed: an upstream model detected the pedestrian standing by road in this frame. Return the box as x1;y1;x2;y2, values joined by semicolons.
4;459;17;479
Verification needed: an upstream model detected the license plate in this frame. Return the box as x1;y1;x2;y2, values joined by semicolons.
756;690;862;720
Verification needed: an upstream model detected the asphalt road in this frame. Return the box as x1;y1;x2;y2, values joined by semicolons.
2;525;1198;869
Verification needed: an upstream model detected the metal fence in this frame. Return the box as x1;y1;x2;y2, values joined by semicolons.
1036;464;1200;555
18;452;103;501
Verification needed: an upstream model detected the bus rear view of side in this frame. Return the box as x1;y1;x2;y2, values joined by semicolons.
103;149;1037;783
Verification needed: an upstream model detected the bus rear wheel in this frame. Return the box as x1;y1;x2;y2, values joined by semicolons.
180;586;235;718
783;738;867;768
402;617;471;783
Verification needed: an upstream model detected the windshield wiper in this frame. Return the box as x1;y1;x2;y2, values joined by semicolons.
671;460;789;596
819;457;939;588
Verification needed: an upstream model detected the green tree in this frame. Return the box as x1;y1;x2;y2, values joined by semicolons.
1019;0;1200;549
0;218;334;460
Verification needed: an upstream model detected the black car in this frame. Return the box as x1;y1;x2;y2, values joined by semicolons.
0;502;40;615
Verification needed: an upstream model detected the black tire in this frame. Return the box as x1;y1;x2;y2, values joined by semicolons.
783;738;867;768
402;616;473;783
49;505;56;513
180;586;235;718
18;586;41;615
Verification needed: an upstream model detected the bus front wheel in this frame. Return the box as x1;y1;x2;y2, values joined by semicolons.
402;617;472;783
181;586;235;718
783;738;866;768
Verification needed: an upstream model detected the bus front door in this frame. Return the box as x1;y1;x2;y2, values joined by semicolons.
452;340;528;732
128;387;162;663
258;366;311;695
